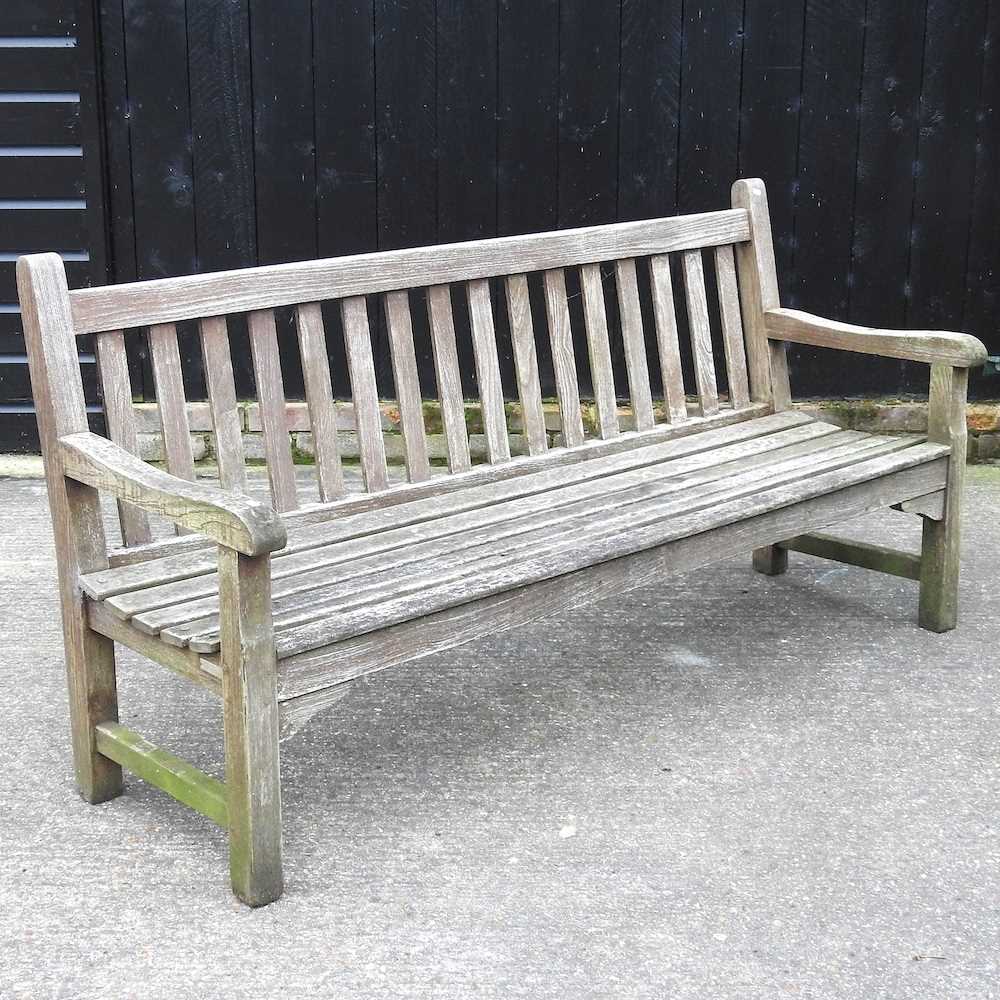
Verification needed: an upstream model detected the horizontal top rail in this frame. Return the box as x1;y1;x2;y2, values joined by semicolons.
67;209;751;334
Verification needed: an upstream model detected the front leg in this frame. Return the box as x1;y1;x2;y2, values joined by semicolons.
918;364;968;632
219;548;283;906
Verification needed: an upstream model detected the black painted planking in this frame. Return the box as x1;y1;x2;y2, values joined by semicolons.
618;0;682;222
0;410;106;455
557;1;621;230
739;0;806;286
0;104;79;145
373;0;436;389
907;0;986;394
187;0;256;271
437;0;498;243
0;46;78;92
849;0;925;390
0;208;86;251
791;1;866;396
0;0;75;35
374;0;437;251
677;1;744;214
250;0;316;267
0;157;84;199
1;259;89;300
497;0;558;238
0;358;99;403
95;0;144;394
314;0;377;257
437;0;501;397
965;0;1000;385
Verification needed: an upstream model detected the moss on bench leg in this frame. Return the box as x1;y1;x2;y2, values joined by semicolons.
752;544;788;576
918;365;968;634
220;549;283;906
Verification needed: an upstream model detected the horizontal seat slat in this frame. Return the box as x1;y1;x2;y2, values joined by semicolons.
122;420;844;631
69;210;752;334
81;409;801;602
122;430;942;653
265;439;947;659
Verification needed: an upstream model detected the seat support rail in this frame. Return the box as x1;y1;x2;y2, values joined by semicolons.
95;721;228;827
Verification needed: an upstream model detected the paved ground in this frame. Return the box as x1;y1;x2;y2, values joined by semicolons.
0;466;997;1000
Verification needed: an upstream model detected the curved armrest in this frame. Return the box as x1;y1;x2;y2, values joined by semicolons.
764;308;988;368
59;432;287;556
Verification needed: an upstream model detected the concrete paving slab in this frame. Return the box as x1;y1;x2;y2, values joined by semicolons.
0;468;997;999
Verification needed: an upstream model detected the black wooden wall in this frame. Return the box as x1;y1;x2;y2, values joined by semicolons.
2;1;999;450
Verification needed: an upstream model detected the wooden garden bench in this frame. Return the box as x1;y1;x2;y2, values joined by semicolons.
20;179;986;906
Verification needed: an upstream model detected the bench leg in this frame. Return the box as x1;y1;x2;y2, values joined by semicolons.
66;618;123;804
220;549;283;907
918;364;967;634
752;544;788;576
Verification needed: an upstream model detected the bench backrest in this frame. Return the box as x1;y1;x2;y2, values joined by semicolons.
21;178;781;549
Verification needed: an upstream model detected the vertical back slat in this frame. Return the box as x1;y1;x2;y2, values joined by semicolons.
648;257;688;424
199;316;247;492
542;268;585;448
681;250;720;416
503;275;547;456
247;309;297;512
613;258;655;431
466;278;510;464
713;245;751;409
383;290;431;482
578;263;619;440
294;303;344;502
93;330;152;545
340;295;389;492
148;323;197;482
426;285;472;473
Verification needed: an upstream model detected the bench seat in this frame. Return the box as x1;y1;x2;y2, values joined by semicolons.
82;410;948;668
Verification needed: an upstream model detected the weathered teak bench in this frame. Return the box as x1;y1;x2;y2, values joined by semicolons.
20;179;986;906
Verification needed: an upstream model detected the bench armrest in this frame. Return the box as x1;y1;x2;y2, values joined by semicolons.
764;308;988;368
59;432;287;556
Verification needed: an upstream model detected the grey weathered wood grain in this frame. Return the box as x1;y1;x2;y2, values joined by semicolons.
919;364;969;632
426;284;472;473
164;434;938;653
93;330;152;545
124;421;843;637
61;431;286;555
219;548;283;906
148;323;196;483
83;407;780;598
294;303;344;502
276;458;945;700
614;258;655;431
268;443;946;659
764;308;988;368
199;315;247;493
504;274;548;456
111;418;828;624
731;178;789;407
894;490;945;521
150;430;873;648
713;245;751;408
18;252;122;804
681;249;719;416
579;262;620;440
467;278;511;464
87;599;221;693
248;309;298;512
340;295;389;493
543;268;585;447
384;290;431;482
648;255;688;424
778;532;922;580
70;210;753;333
